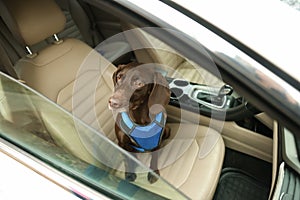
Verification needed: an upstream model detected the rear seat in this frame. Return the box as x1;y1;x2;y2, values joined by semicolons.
0;0;225;199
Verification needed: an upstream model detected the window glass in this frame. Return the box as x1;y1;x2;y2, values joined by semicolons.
0;73;188;200
281;0;300;11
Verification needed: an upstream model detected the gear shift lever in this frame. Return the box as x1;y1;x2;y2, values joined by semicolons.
218;85;233;97
209;85;233;106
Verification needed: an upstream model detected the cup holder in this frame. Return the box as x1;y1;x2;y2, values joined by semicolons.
173;79;189;87
170;87;184;99
169;78;228;110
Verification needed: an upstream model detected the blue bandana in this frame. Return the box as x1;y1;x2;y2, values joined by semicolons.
118;112;166;152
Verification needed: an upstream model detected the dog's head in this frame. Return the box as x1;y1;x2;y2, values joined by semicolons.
108;62;170;115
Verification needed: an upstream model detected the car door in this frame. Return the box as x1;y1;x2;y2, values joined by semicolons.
0;72;189;200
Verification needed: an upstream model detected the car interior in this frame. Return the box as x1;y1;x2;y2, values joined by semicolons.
0;0;275;199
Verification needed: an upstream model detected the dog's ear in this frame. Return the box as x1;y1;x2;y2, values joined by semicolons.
112;69;118;86
148;72;170;115
112;64;126;85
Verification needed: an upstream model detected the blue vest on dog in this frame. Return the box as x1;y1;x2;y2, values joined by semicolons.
118;112;166;152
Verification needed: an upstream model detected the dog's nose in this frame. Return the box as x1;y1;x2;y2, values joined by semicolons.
108;97;121;109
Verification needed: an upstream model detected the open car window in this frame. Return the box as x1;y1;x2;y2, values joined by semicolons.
0;72;189;200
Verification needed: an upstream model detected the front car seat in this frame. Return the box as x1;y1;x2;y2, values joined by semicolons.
1;0;225;199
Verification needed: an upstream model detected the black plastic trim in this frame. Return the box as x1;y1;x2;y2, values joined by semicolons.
281;166;300;199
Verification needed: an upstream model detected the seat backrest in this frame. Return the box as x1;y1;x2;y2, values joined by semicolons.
1;0;118;167
0;0;100;68
122;22;224;86
1;0;96;100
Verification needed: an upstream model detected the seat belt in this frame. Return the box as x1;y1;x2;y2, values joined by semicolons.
0;40;18;79
0;0;27;49
0;18;25;59
76;0;104;46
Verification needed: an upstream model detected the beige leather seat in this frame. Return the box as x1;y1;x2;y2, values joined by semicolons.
1;0;115;161
2;0;225;199
122;23;224;87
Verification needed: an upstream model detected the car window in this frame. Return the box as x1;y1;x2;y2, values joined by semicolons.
281;0;300;11
0;72;188;200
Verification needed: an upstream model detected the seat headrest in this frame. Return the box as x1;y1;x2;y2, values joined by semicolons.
2;0;66;46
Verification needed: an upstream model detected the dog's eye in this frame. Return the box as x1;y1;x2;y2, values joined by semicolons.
116;74;123;82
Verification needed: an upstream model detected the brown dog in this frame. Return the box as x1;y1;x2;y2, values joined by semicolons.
108;62;170;183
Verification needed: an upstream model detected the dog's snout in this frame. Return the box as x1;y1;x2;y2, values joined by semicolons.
108;97;121;109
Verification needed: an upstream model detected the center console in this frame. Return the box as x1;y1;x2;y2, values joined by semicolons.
167;78;249;120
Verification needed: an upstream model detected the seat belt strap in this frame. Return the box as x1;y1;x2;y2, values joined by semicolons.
0;0;27;48
0;19;25;59
0;40;18;79
76;0;104;45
